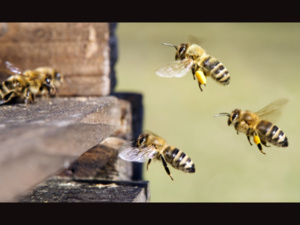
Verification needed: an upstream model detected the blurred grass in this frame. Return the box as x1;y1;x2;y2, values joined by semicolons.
115;23;300;202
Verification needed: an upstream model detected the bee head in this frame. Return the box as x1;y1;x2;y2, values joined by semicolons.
44;74;53;88
175;43;189;60
228;109;240;126
162;43;189;60
136;133;149;147
214;110;239;126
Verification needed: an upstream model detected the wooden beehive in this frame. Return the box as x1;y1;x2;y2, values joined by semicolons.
0;23;111;96
0;23;147;202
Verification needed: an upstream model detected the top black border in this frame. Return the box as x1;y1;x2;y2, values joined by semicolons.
1;1;299;22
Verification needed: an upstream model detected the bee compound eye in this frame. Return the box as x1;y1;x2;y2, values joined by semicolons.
140;137;146;144
232;112;239;121
178;46;186;54
137;136;147;146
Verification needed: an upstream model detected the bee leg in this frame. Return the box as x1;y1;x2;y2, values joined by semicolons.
192;64;196;80
146;159;152;170
197;82;203;91
235;122;240;135
24;99;29;106
253;131;265;155
24;89;33;106
161;156;173;181
192;72;196;80
48;87;52;96
261;139;271;148
195;69;206;92
247;135;252;146
246;128;252;145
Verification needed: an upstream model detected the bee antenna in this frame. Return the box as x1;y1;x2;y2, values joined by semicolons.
214;113;230;117
162;43;177;50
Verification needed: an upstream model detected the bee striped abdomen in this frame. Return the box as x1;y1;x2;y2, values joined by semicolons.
257;120;288;147
0;83;5;98
0;80;13;101
202;55;230;85
164;146;195;173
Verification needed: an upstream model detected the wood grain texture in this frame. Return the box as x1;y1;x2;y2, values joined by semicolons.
18;178;149;202
0;23;111;96
0;96;131;201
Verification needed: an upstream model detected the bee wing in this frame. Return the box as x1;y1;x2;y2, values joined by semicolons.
118;146;157;163
155;58;193;78
0;61;22;81
5;61;22;75
255;98;289;122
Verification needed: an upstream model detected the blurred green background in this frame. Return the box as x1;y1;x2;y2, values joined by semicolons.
115;23;300;202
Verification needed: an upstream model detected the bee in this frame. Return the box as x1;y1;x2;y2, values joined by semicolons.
0;61;62;105
23;67;63;97
118;132;195;180
155;43;230;91
215;99;289;154
0;73;30;105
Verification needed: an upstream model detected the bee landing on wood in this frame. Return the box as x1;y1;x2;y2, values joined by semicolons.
23;67;63;97
155;43;230;91
215;99;289;155
0;61;63;106
118;132;195;181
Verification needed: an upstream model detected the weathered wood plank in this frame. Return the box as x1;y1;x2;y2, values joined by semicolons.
58;136;133;181
18;178;149;202
16;135;150;202
0;23;111;96
0;96;130;202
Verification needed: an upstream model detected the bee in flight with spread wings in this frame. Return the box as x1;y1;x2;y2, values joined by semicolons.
215;98;289;154
155;42;230;91
119;132;195;180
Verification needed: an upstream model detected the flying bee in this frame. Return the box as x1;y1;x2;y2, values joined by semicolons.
155;43;230;91
118;132;195;180
215;99;289;154
0;61;63;106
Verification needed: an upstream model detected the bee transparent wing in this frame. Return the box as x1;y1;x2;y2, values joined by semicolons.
256;98;289;122
155;58;193;78
118;146;157;163
5;61;22;75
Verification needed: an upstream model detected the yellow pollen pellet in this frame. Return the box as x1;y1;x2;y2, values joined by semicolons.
253;135;261;145
195;70;206;85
